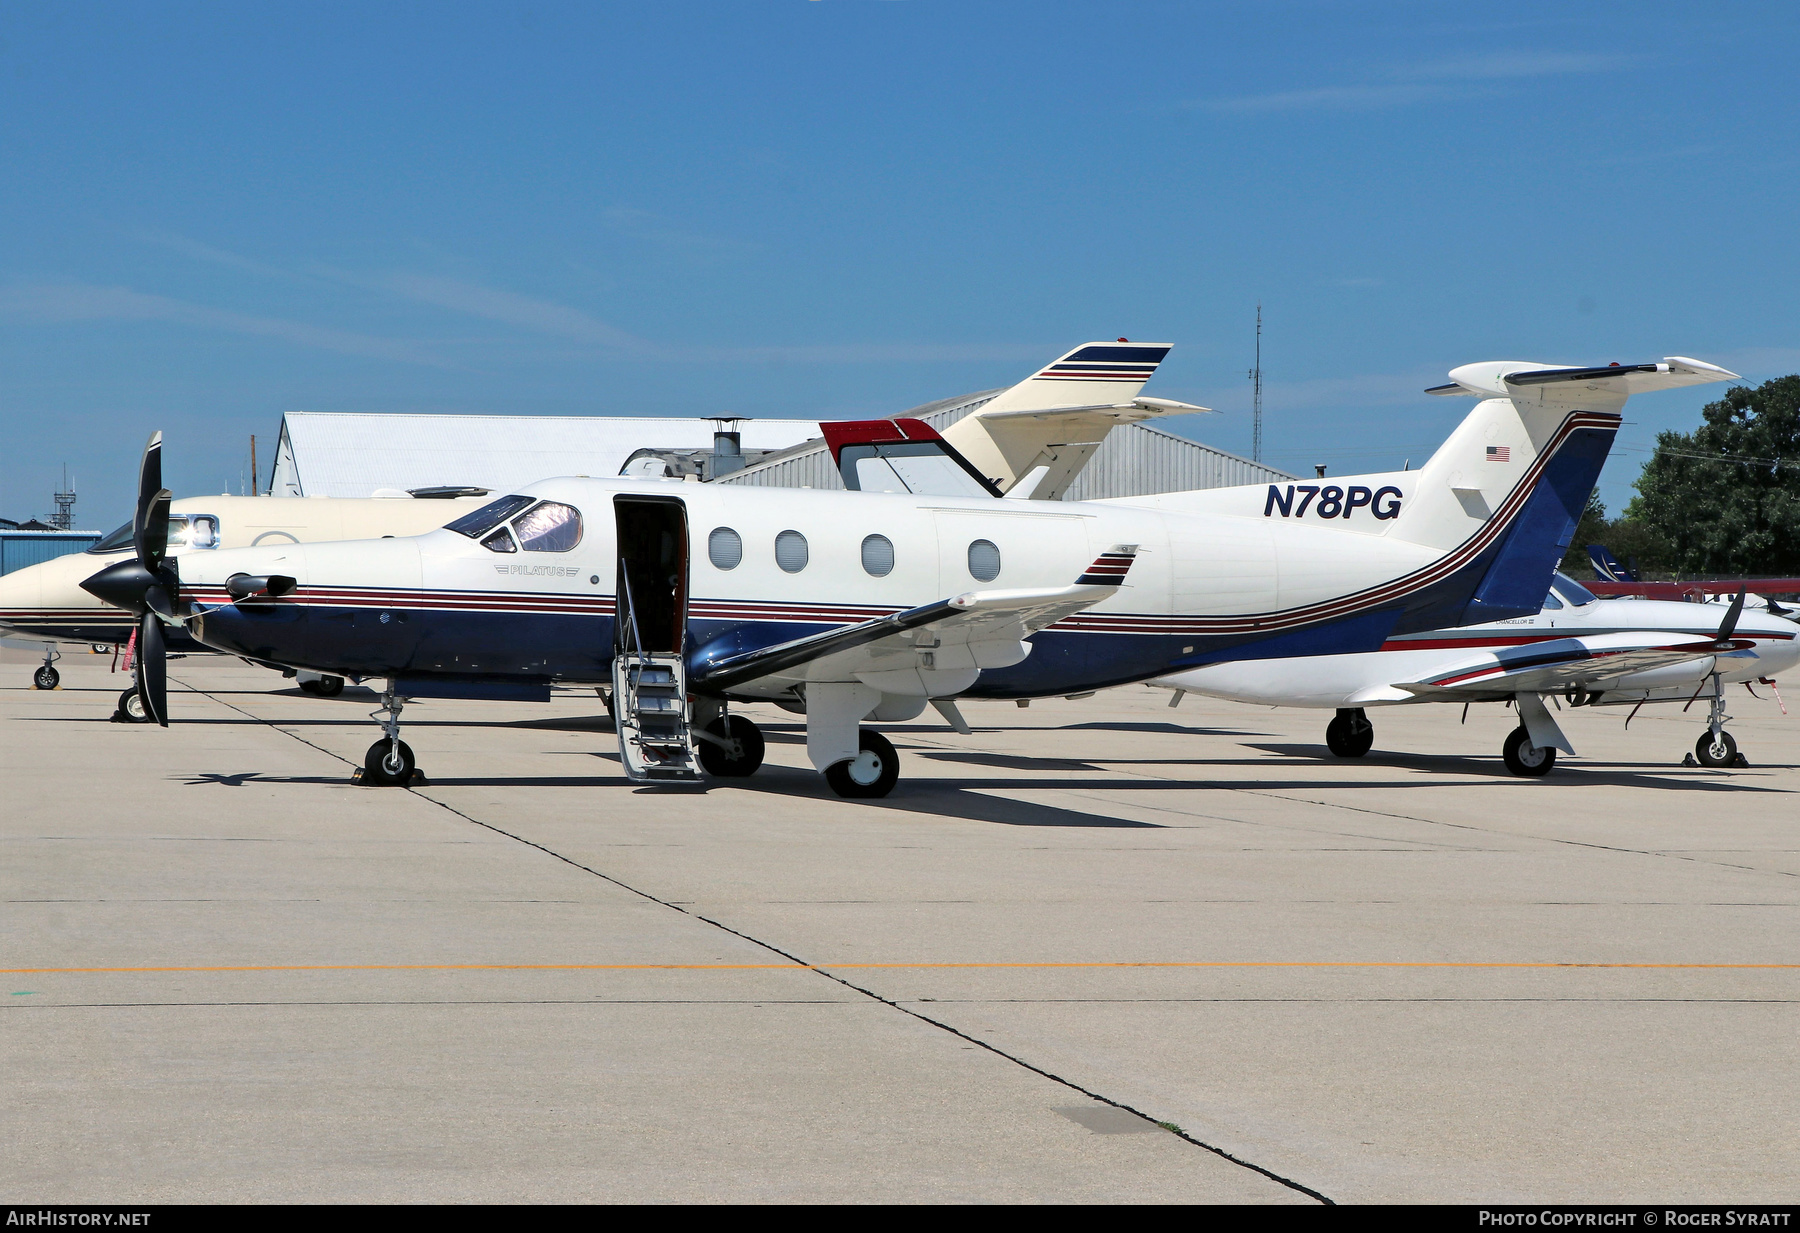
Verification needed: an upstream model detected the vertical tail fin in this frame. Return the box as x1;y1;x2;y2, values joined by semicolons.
941;341;1188;496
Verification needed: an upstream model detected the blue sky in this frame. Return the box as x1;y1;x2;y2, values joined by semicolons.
2;1;1795;530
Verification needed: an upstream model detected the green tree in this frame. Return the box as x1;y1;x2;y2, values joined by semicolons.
1626;374;1800;576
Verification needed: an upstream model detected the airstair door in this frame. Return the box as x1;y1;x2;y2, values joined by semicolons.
611;495;700;782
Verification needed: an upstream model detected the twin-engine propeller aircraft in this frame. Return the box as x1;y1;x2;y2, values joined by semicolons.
1154;570;1797;774
83;352;1714;797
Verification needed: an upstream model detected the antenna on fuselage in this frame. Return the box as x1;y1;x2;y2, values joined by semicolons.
1248;303;1264;463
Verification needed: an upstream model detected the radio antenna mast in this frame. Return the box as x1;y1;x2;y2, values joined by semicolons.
52;465;76;530
1248;303;1264;463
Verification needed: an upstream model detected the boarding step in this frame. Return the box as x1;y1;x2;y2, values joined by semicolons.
611;653;702;783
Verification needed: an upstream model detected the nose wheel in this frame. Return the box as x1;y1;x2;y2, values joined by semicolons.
1688;674;1748;768
31;647;60;690
1694;729;1739;768
355;683;423;785
361;738;418;785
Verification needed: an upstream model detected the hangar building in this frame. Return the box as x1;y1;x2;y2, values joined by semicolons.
712;389;1294;498
267;393;1290;502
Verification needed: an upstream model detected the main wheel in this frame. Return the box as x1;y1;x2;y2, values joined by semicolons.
299;676;345;697
362;738;417;786
1502;726;1556;777
698;715;766;778
1325;709;1374;757
1694;729;1738;768
824;730;900;799
33;665;59;690
117;687;149;722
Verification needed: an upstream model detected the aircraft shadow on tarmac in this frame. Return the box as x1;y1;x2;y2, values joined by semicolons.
1243;742;1796;789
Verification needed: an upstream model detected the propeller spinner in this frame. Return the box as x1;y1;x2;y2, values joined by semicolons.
79;431;180;726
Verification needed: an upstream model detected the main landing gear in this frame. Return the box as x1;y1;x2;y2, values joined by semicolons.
1502;726;1556;776
1325;707;1374;758
357;682;422;787
695;712;766;778
823;730;900;798
1689;674;1748;768
297;672;346;697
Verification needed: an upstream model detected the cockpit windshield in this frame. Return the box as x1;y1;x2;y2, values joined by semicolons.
1550;572;1598;607
88;517;190;554
445;494;535;540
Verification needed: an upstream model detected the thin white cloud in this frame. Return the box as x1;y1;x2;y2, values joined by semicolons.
367;272;662;354
132;230;310;283
0;282;460;369
1194;83;1448;114
1190;48;1631;114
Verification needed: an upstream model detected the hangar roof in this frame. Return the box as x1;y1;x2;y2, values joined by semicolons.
270;413;823;498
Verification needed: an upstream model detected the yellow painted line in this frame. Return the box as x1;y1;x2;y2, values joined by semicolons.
4;961;1797;975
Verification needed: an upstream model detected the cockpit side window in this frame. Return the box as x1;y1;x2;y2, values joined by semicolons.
1542;591;1564;610
1550;572;1598;607
446;494;535;539
481;527;518;554
513;501;582;552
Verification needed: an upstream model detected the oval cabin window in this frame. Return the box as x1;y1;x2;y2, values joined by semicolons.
775;530;809;573
860;534;895;577
708;527;743;570
967;539;1001;582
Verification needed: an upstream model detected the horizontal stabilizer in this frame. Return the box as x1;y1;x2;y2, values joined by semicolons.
1427;357;1739;398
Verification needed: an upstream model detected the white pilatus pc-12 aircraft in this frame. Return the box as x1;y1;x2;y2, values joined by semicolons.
82;349;1733;797
3;340;1199;713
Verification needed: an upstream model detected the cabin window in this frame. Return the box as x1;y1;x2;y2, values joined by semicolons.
967;539;1001;582
708;527;743;570
514;501;583;552
861;534;895;577
481;527;518;554
775;530;809;573
446;494;535;539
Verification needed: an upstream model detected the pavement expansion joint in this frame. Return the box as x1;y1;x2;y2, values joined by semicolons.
171;674;1339;1206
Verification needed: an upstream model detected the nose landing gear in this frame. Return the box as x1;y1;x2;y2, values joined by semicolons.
1690;675;1748;768
357;683;423;786
31;647;60;690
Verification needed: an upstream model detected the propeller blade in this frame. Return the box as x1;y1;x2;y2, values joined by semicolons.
138;611;168;727
1714;586;1746;644
132;432;168;570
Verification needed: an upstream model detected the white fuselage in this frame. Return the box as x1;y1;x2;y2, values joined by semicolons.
1157;595;1800;708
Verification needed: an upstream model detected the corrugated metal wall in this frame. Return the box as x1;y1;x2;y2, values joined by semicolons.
716;389;1295;499
1;533;102;576
1064;424;1294;500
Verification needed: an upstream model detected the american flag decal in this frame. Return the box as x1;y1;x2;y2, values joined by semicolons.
1076;547;1138;586
1487;446;1511;462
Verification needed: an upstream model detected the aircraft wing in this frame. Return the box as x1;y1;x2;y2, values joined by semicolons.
1390;632;1754;699
691;548;1139;694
